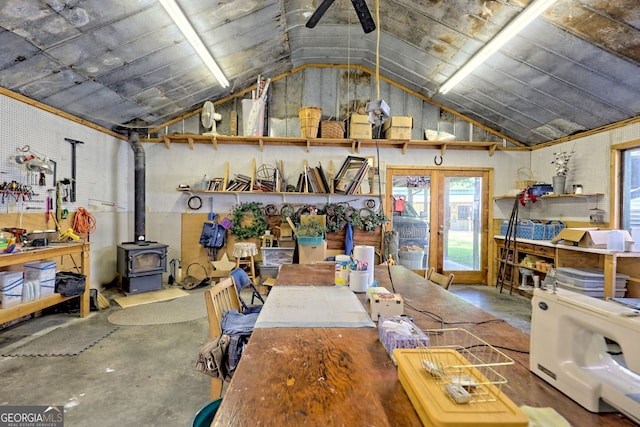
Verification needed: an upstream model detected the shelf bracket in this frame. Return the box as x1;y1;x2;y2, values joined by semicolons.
306;139;311;153
489;143;497;157
163;136;171;149
259;138;264;152
210;136;218;150
353;139;359;154
441;144;447;156
187;137;195;151
402;141;408;155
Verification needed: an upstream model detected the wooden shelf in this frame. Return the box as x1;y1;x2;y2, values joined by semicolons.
494;193;603;200
143;134;500;156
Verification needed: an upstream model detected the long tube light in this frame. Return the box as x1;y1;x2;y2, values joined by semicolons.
439;0;557;95
158;0;229;88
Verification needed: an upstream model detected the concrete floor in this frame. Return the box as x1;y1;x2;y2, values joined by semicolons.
0;284;532;427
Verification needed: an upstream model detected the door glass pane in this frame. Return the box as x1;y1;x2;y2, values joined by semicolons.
444;176;482;271
621;147;640;230
391;175;430;269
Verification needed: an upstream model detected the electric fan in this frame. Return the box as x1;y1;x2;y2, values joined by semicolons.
201;101;222;136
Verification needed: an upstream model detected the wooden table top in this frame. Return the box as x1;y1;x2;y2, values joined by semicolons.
212;264;635;426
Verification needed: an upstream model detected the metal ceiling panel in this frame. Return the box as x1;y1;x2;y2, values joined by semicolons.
0;0;637;144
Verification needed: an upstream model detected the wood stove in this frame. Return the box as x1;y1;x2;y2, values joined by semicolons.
116;131;168;294
117;241;168;294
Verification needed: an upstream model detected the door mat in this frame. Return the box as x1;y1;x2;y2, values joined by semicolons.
1;324;118;357
114;288;189;308
107;291;207;326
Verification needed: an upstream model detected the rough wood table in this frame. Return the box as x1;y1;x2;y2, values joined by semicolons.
212;264;635;426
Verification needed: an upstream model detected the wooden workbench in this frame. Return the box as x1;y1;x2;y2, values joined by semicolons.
0;242;90;323
212;264;634;426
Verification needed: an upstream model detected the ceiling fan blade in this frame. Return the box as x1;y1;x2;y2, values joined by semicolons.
350;0;376;33
306;0;336;29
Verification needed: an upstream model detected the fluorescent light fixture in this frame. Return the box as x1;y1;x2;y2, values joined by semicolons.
439;0;557;95
158;0;229;88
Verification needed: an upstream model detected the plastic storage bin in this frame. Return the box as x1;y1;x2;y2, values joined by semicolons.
516;219;546;240
260;247;294;266
0;272;24;308
24;260;56;296
554;267;629;289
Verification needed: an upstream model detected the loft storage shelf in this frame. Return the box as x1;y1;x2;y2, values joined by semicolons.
144;134;500;156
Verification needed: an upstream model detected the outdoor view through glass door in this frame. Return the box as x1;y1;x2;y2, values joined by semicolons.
387;167;490;284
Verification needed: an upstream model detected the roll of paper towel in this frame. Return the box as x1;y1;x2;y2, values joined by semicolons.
353;245;375;286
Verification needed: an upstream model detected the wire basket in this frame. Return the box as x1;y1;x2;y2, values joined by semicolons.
299;106;322;138
320;119;345;138
419;328;514;404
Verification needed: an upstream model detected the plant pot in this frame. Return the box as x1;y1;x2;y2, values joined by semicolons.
552;175;567;194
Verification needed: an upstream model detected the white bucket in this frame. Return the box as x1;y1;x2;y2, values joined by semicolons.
349;270;369;293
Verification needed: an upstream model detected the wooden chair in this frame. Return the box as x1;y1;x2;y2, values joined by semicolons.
426;267;455;290
204;277;242;399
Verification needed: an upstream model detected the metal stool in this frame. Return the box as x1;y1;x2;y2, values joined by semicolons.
233;242;258;283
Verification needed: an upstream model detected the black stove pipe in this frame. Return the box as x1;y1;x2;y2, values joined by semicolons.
128;131;146;243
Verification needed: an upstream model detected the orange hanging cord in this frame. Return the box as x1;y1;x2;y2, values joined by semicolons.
73;207;97;237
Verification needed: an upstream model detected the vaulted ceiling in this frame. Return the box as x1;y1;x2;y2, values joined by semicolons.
0;0;638;146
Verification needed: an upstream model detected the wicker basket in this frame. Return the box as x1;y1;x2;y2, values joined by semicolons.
516;167;536;189
321;119;345;139
299;106;322;138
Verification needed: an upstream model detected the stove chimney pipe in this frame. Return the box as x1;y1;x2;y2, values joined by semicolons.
128;131;146;243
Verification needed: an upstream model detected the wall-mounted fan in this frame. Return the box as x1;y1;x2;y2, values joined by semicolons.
201;101;222;136
306;0;376;33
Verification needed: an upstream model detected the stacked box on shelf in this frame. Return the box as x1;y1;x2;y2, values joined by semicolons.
0;272;23;308
349;114;372;139
516;219;546;240
544;220;566;240
499;219;510;235
24;261;56;296
382;116;413;139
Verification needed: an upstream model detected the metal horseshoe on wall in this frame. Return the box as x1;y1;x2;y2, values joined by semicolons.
434;155;443;165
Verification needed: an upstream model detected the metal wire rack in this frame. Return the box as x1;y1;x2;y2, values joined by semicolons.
418;328;514;404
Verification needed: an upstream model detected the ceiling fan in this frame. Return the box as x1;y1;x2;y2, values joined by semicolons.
306;0;376;34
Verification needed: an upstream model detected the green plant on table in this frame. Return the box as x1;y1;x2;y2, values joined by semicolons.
296;221;326;237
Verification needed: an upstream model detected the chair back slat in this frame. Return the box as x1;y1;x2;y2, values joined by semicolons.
205;277;242;338
426;267;455;290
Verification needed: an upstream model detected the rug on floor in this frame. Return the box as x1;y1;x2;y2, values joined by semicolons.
113;287;189;308
1;324;119;357
107;291;207;326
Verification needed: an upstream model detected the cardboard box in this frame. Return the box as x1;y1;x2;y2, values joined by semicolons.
370;293;404;319
382;116;413;139
298;240;327;264
349;114;372;139
551;228;633;249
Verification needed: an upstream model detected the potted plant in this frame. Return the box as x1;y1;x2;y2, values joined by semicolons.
551;150;573;194
296;221;326;245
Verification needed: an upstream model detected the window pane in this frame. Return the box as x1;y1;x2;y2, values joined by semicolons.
621;147;640;230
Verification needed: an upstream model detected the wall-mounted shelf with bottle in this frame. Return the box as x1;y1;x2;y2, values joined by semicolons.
145;134;500;156
493;193;604;201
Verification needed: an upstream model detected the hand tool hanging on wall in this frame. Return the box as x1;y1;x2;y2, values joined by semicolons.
64;138;84;202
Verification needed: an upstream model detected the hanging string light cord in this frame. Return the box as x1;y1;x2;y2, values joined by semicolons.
376;0;381;100
73;207;97;237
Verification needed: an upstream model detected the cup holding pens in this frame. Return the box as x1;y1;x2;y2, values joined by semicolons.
349;270;370;293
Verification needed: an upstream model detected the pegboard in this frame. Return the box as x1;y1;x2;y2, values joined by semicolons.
0;94;127;221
